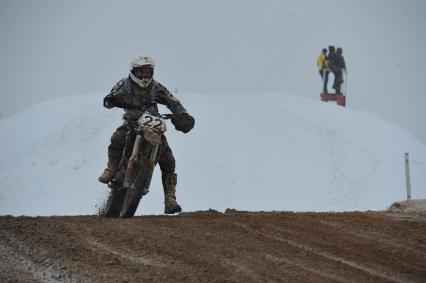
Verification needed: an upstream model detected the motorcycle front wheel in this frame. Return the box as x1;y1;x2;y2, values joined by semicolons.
120;186;143;218
120;159;155;218
103;186;126;217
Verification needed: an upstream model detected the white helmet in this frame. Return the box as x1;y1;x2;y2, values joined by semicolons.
129;56;156;88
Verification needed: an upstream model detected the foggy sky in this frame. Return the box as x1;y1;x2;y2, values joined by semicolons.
1;0;425;143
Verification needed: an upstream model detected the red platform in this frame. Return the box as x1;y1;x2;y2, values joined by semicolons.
320;92;346;107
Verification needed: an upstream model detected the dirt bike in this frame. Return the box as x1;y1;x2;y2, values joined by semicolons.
103;109;172;218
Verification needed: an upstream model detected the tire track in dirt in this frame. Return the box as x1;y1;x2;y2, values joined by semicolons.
266;230;408;283
1;212;426;282
84;237;168;268
102;214;312;282
318;219;426;256
294;213;426;272
127;216;263;282
166;213;350;282
269;213;425;282
261;214;425;282
264;254;347;283
229;221;395;282
0;230;86;283
223;212;426;282
63;218;205;282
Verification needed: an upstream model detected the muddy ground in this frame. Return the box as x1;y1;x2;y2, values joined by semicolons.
1;210;425;282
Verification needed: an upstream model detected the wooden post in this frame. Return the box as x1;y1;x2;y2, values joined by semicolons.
405;153;412;200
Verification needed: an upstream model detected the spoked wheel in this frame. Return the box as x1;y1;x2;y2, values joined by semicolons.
120;160;155;218
119;184;144;218
103;186;126;217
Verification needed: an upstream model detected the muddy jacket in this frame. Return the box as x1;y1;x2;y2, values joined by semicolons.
104;76;187;115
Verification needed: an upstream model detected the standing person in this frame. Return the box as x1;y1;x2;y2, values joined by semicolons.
317;48;329;93
326;45;338;94
99;56;195;214
334;47;347;94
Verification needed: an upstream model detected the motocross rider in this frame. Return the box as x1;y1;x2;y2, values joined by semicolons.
98;56;195;214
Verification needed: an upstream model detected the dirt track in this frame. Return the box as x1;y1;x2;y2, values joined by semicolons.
1;211;425;282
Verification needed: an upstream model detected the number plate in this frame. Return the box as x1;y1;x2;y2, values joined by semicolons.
138;113;167;132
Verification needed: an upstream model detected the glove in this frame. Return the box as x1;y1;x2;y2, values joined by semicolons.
171;113;195;133
103;95;116;109
103;95;130;109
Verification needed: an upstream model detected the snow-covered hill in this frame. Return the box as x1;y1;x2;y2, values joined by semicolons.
0;92;425;216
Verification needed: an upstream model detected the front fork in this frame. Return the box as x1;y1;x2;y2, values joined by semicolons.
122;134;160;189
123;135;142;189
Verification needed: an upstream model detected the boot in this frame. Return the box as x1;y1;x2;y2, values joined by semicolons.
163;173;182;214
98;149;121;184
98;168;115;184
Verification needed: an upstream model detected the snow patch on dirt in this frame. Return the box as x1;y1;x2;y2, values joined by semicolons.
0;235;83;283
388;199;426;215
85;237;169;268
264;254;346;282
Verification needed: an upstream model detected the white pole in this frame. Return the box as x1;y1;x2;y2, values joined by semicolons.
405;152;412;200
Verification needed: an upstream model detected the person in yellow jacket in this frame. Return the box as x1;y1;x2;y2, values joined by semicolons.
316;48;329;93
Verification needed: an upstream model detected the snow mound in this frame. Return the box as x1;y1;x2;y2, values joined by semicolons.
0;91;425;216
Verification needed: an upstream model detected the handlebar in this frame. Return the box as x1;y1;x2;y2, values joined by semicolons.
160;114;173;120
123;109;173;122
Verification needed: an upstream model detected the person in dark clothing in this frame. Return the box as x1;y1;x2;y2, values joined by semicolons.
99;56;195;214
333;47;346;94
327;45;337;69
316;48;329;93
326;45;346;94
326;46;337;89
